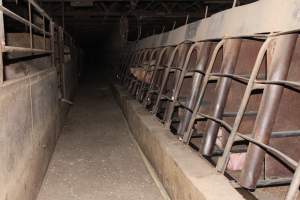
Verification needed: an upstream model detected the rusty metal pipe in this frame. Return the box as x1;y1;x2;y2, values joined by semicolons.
201;39;242;156
177;42;212;135
239;34;298;189
143;47;169;107
162;44;191;121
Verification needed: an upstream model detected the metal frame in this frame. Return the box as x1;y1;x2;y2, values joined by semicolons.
0;0;54;83
143;46;174;109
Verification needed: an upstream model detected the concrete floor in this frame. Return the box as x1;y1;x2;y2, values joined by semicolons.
37;69;163;200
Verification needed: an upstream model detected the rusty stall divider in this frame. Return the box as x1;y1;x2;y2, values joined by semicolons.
162;42;212;133
0;0;77;100
151;42;192;118
121;51;137;85
181;39;244;155
125;50;143;89
214;33;300;192
129;48;154;96
143;46;175;110
127;49;145;93
136;48;161;102
117;49;133;82
0;0;53;83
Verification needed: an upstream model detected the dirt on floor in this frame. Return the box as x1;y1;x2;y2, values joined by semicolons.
37;69;163;200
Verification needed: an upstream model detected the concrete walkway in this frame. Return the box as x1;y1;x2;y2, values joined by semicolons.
37;71;163;200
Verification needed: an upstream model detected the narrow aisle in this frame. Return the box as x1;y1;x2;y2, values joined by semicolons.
37;69;163;200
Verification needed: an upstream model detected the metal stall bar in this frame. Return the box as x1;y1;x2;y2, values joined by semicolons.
0;5;51;36
58;26;66;98
130;49;153;96
216;37;273;173
127;50;143;90
128;50;144;93
137;48;160;102
239;33;298;189
122;52;136;85
117;50;132;81
163;42;212;131
201;39;242;156
143;47;171;108
152;44;189;115
0;1;52;55
286;161;300;200
50;21;55;67
181;39;225;143
0;0;4;84
28;1;33;49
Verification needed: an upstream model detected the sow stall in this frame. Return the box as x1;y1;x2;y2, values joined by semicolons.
117;0;300;199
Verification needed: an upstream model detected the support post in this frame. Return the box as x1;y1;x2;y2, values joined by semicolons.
201;39;242;156
239;34;297;189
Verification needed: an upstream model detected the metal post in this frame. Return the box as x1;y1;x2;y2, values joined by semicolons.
28;1;33;49
143;47;168;107
0;0;4;83
239;34;297;189
177;43;212;134
138;48;158;102
201;39;242;156
216;37;273;173
152;46;180;114
182;39;225;143
285;162;300;200
42;16;46;49
50;22;55;67
205;6;208;18
59;27;66;98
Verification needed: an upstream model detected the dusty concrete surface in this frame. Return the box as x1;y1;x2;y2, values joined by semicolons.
0;69;60;200
113;84;245;200
37;70;163;200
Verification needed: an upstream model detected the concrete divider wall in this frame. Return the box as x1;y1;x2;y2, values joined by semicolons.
0;67;77;200
113;85;245;200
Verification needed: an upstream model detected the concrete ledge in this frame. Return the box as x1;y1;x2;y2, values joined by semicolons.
112;84;245;200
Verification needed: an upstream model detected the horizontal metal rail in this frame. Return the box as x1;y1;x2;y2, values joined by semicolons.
0;5;51;36
196;112;299;171
3;45;52;53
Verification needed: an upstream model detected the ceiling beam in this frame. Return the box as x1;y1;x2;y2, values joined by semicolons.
26;0;240;3
47;10;204;18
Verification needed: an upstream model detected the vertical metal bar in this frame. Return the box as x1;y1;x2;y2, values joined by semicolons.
216;37;273;173
43;15;46;49
59;27;66;98
152;45;180;114
201;39;242;156
232;0;238;8
182;39;225;143
176;42;212;134
28;1;33;49
285;162;300;200
162;44;190;121
143;47;168;107
239;34;297;189
163;42;198;127
205;6;208;18
172;21;176;30
138;48;157;101
62;0;64;29
0;0;4;83
50;21;55;67
185;14;189;24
